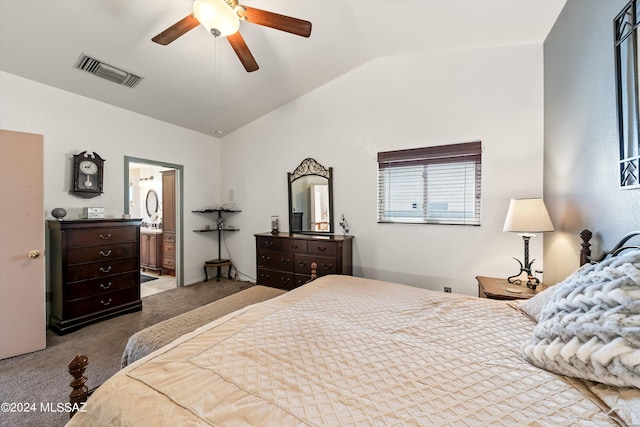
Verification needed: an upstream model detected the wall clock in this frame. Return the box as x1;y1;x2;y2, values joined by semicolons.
71;151;104;198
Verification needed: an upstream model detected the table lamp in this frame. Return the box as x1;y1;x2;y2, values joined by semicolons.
503;198;554;283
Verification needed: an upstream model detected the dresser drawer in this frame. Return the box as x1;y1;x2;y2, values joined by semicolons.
163;240;175;255
66;258;139;282
162;256;175;268
67;242;137;265
64;287;139;319
295;254;337;275
281;239;308;253
308;241;337;256
257;268;295;290
258;250;294;271
64;271;138;300
256;236;282;251
293;254;318;274
163;233;176;243
66;226;137;247
294;274;312;288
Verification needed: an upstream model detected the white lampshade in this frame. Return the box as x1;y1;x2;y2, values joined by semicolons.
503;198;554;233
193;0;240;37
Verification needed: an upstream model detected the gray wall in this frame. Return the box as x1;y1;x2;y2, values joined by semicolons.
544;0;640;284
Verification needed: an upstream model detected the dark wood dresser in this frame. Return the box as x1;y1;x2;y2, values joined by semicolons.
255;232;353;290
47;219;142;334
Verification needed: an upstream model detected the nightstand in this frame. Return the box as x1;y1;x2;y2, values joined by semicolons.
476;276;548;300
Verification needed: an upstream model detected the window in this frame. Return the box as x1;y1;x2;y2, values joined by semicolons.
377;141;481;225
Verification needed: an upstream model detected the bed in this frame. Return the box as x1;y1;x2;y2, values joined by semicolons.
65;229;640;426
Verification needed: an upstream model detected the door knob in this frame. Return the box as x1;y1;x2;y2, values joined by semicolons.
28;250;40;259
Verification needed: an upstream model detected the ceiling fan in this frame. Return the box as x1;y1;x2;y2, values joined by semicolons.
152;0;312;72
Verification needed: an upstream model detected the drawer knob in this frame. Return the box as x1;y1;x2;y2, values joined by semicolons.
261;255;271;261
260;273;270;279
317;246;327;252
322;264;333;269
281;277;290;283
290;244;298;249
280;258;290;264
297;260;307;267
99;250;112;257
265;241;274;247
99;233;112;240
100;282;112;290
100;298;112;306
99;266;112;273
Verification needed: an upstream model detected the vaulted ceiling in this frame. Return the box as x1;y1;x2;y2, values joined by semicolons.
0;0;566;137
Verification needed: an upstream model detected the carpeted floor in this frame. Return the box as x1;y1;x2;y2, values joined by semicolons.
0;279;253;427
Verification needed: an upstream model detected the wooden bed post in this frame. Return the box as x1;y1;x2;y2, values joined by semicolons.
310;262;318;281
579;229;592;266
68;354;88;418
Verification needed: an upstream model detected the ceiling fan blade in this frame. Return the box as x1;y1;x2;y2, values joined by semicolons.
241;6;312;38
152;14;200;45
227;32;259;72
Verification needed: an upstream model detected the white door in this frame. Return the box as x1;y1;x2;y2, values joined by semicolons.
0;129;46;359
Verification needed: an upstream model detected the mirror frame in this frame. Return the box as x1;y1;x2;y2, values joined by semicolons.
614;0;640;189
288;158;334;234
145;189;159;217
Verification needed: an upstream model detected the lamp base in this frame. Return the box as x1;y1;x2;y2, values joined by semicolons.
507;262;532;284
508;235;536;284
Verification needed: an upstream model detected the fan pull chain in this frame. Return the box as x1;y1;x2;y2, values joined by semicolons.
213;36;223;137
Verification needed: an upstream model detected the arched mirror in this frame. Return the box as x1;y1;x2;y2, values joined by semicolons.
145;189;159;217
288;158;334;234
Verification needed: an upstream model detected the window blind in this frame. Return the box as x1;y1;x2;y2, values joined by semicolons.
377;141;482;225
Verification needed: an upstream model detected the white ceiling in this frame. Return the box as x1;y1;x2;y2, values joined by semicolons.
0;0;566;138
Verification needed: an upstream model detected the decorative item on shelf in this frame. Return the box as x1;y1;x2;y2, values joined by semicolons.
339;213;350;234
216;217;225;229
82;207;105;219
503;198;554;284
51;207;67;221
71;151;105;198
271;215;280;235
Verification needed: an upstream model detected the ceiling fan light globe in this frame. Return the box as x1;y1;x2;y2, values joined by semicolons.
193;0;240;37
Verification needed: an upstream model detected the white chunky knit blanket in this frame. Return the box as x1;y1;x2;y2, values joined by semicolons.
522;250;640;388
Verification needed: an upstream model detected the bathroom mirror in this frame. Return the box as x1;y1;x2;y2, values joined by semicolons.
145;189;159;217
288;158;334;234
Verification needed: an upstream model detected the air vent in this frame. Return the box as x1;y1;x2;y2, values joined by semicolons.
74;54;143;88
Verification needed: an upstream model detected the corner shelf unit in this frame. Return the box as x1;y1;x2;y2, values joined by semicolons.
192;209;241;261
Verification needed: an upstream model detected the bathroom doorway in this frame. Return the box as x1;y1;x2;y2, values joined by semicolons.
124;156;184;294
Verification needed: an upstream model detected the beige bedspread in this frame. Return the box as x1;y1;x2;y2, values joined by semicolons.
67;275;635;426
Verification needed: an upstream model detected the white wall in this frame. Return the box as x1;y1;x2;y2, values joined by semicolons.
221;44;546;295
543;0;640;285
0;71;221;286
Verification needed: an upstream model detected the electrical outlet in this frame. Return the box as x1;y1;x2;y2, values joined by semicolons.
444;287;452;293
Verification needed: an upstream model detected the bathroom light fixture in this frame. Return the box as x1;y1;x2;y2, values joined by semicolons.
503;198;554;283
193;0;240;37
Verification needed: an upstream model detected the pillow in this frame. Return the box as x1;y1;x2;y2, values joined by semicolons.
521;250;640;388
516;262;596;322
516;285;554;322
